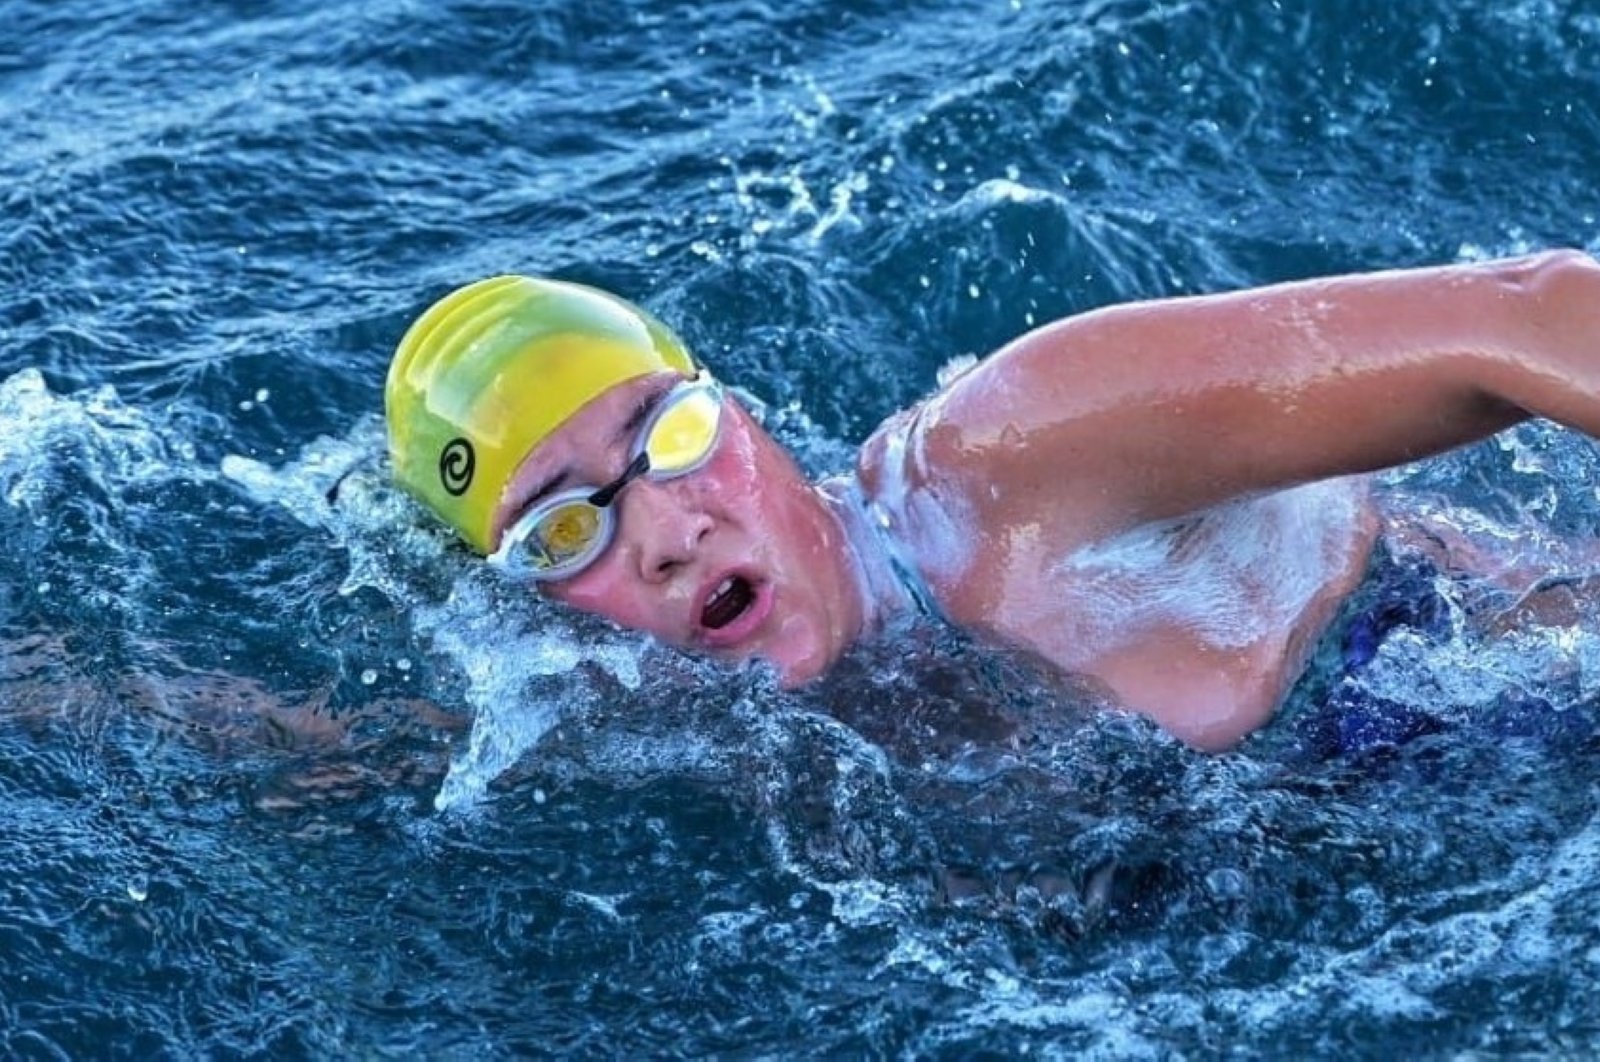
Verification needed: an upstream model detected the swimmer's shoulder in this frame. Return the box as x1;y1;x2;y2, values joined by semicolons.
855;393;982;621
857;316;1271;627
856;339;1112;539
855;374;1095;626
855;355;996;506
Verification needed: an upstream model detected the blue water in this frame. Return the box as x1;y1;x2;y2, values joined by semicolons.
4;0;1600;1055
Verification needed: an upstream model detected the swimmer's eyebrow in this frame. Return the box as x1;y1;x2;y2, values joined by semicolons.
612;383;671;450
522;470;570;510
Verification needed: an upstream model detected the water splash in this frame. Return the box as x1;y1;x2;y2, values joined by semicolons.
222;424;659;811
0;368;196;511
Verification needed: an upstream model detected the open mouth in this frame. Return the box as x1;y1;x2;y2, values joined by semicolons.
701;574;756;630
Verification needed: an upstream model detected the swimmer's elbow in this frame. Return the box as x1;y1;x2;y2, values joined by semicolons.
1521;247;1598;278
1163;701;1275;753
1495;248;1599;320
1487;249;1600;435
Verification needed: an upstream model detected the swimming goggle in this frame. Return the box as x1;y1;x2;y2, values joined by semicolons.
489;374;725;581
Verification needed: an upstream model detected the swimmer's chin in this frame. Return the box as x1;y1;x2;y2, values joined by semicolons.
771;648;840;688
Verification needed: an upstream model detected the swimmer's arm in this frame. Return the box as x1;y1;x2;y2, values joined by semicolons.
907;249;1600;541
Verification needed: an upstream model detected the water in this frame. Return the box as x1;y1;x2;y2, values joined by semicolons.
4;0;1600;1055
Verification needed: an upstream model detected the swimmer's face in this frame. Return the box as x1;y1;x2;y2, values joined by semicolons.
491;372;866;683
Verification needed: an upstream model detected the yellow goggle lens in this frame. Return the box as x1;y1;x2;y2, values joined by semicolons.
644;387;721;473
537;502;603;562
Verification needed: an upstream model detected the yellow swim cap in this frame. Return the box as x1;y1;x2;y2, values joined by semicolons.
385;276;696;554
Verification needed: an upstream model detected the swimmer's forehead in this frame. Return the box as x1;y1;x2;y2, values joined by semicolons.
490;371;682;539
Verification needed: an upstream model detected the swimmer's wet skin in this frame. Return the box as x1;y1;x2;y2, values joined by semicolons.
387;251;1600;751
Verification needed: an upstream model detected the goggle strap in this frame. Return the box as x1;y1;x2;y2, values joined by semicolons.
588;450;650;509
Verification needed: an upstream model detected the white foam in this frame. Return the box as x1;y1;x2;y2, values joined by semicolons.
422;580;649;814
1055;478;1366;653
0;368;193;509
223;422;655;812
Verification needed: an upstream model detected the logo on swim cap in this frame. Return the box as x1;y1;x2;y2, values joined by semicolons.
439;438;475;496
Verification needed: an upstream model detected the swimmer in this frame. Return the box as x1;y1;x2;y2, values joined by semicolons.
384;250;1600;750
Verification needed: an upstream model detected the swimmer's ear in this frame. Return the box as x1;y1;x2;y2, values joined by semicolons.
325;455;380;506
324;469;353;505
728;384;769;425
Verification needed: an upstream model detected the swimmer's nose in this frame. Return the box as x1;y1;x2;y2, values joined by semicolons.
620;478;713;583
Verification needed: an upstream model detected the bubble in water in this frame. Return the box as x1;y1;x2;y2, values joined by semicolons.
126;875;149;902
360;669;378;686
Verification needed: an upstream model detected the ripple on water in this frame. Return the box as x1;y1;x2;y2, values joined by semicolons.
4;0;1600;1053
